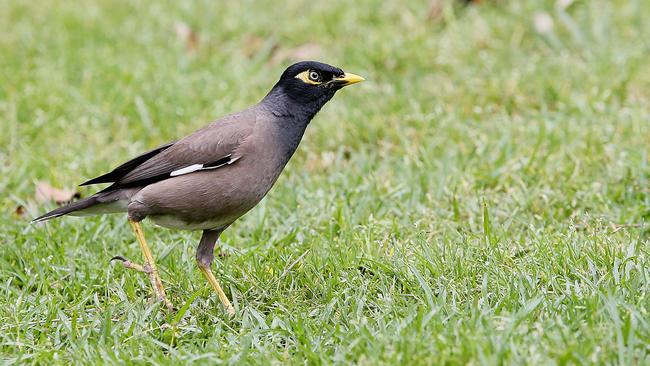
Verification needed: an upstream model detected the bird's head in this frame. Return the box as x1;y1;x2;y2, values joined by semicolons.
264;61;364;119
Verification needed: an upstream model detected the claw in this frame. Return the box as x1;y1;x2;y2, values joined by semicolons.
110;255;127;263
111;255;147;273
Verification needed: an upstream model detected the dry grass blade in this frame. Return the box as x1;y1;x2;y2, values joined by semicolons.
173;21;199;54
35;181;79;205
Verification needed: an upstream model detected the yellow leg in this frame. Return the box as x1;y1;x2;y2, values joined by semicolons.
198;266;235;315
128;219;174;311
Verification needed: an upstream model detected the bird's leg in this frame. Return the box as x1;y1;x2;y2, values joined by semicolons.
128;219;174;311
197;229;235;315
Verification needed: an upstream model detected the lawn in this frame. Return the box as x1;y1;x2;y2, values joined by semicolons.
1;0;649;364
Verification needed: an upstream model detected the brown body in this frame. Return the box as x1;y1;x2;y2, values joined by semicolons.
129;106;307;230
33;61;364;313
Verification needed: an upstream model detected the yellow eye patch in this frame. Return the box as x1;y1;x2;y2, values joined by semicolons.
295;70;322;85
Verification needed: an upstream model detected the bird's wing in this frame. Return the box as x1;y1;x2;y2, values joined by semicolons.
80;142;176;186
85;110;257;190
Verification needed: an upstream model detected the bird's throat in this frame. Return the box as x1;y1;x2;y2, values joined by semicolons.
261;85;333;123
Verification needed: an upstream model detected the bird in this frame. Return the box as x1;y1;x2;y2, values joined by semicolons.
33;61;364;314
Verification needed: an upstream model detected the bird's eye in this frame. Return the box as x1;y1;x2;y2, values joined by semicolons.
295;70;323;85
308;71;321;82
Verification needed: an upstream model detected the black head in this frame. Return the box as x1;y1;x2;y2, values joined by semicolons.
263;61;364;120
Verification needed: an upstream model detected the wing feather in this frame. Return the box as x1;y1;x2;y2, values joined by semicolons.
83;109;257;191
80;142;175;186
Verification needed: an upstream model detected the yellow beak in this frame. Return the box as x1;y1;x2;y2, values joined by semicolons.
333;72;365;86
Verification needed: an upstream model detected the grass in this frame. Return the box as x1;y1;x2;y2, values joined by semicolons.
1;0;649;364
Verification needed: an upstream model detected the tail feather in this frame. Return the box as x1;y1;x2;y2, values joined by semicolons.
32;196;99;223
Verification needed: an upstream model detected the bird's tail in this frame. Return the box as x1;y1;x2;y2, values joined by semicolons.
32;196;100;222
33;187;137;223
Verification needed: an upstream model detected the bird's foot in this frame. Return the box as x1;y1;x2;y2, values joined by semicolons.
111;255;147;272
111;255;174;311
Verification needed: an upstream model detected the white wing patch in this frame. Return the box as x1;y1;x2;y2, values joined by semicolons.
169;155;241;177
170;164;203;177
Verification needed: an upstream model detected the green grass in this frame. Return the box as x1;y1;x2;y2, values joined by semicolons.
1;0;649;364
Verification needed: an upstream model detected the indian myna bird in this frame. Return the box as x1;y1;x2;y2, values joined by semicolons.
34;61;364;314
